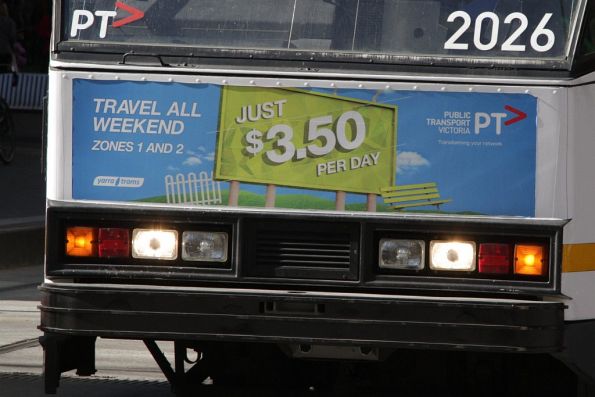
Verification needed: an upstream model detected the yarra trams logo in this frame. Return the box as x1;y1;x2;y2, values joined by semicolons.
70;2;144;38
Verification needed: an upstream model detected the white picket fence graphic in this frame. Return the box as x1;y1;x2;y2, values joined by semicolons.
165;172;222;205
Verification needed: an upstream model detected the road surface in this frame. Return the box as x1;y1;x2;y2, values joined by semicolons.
0;264;178;396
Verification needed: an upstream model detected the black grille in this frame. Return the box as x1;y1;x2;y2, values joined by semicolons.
256;232;352;268
243;220;359;281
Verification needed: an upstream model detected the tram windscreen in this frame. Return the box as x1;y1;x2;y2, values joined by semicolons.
62;0;579;61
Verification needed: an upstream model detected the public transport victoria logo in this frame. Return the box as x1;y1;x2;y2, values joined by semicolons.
70;2;144;38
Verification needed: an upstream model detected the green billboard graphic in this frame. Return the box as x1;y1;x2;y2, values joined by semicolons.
215;87;397;194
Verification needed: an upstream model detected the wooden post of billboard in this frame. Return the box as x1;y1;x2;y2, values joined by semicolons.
265;184;276;208
228;180;240;206
367;90;383;212
367;193;377;212
335;191;346;211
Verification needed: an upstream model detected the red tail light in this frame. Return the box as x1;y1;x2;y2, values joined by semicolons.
478;243;511;274
98;228;130;258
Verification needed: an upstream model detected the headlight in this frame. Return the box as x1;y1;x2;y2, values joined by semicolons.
379;239;425;270
430;241;476;271
182;231;228;262
132;229;178;260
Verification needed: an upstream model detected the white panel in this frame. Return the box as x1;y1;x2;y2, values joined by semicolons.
535;88;568;218
46;70;66;200
561;83;595;321
565;84;595;244
562;272;595;320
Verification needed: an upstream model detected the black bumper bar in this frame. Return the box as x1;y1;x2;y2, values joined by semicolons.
39;283;564;353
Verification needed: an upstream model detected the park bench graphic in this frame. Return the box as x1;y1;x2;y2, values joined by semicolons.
380;182;451;211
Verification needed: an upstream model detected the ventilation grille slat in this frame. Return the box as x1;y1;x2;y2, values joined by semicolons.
255;233;351;269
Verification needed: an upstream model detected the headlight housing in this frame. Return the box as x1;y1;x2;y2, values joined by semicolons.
132;229;178;260
182;231;228;262
429;241;476;271
379;239;425;270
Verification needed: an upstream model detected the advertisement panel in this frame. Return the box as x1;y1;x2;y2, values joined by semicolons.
72;79;537;216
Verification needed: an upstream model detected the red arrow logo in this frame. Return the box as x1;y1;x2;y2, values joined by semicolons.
112;2;144;28
504;105;527;126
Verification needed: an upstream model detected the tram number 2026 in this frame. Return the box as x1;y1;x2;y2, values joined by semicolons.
444;11;555;53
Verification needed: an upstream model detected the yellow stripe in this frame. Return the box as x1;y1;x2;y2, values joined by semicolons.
563;243;595;272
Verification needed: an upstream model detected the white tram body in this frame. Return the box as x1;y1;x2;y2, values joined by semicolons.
41;0;595;393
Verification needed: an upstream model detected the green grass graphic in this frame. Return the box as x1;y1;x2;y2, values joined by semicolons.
136;191;477;215
137;190;391;211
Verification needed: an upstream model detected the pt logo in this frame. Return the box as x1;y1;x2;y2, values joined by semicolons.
70;2;144;38
474;105;527;135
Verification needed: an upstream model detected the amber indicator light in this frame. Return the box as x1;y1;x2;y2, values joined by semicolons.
66;227;96;257
514;244;546;276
